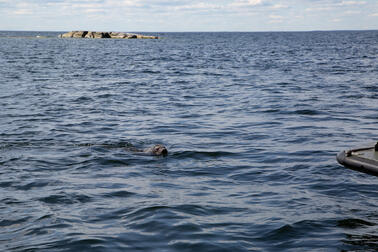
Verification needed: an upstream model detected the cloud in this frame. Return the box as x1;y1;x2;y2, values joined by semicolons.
269;14;283;19
71;3;104;9
106;0;142;7
336;1;366;6
343;10;361;15
268;14;284;23
11;2;39;15
0;0;377;31
13;9;33;15
305;0;368;12
170;3;223;11
0;0;276;18
305;6;332;12
270;4;288;9
230;0;263;7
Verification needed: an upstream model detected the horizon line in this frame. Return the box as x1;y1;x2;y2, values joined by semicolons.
1;29;378;33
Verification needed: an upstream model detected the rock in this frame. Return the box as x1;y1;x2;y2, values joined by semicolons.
136;34;159;39
85;31;111;38
59;31;88;38
126;34;138;39
109;32;128;38
125;33;158;39
58;31;158;39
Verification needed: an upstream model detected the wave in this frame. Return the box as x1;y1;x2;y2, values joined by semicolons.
172;150;237;159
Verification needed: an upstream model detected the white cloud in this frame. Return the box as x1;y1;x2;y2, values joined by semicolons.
336;1;366;6
269;14;283;19
11;2;39;15
0;0;377;31
106;0;142;7
230;0;263;7
84;8;106;14
170;3;223;11
343;10;361;15
305;7;332;12
71;3;104;9
246;0;263;5
12;9;32;15
268;14;284;23
46;0;141;9
268;20;283;23
305;0;368;12
270;4;288;9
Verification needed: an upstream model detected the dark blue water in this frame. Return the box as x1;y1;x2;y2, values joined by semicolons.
0;30;377;251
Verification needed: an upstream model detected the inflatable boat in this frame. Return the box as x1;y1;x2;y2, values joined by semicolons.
337;142;378;176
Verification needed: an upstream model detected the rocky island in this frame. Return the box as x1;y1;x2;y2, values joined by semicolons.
58;31;158;39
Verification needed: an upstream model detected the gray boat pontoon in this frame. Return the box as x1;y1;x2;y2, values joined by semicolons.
337;142;378;176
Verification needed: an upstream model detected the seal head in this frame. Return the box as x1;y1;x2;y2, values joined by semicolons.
144;144;168;156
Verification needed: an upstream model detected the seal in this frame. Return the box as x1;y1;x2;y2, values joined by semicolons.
143;144;168;156
75;142;168;156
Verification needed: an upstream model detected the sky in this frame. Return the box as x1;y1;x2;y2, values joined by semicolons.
0;0;377;32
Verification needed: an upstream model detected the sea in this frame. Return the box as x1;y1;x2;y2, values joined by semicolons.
0;30;377;251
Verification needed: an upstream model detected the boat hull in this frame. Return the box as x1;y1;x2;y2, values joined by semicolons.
337;144;378;176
